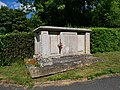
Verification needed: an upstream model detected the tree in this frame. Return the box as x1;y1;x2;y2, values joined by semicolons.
19;0;120;27
19;0;99;27
28;14;45;30
109;0;120;27
0;6;30;35
92;0;120;27
0;7;13;34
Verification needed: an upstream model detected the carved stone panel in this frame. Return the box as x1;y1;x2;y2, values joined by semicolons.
78;33;85;54
49;32;60;55
61;32;78;55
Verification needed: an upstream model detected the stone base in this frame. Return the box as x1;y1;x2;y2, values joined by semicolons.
26;54;102;78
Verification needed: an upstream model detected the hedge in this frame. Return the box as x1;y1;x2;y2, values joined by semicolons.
90;28;120;53
0;28;120;66
0;32;34;66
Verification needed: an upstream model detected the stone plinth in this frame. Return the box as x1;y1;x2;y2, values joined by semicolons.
28;26;93;78
26;55;102;78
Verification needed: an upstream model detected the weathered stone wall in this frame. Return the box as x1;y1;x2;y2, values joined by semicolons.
26;55;102;78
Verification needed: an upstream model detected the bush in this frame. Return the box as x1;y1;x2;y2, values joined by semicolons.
90;28;120;53
0;32;34;66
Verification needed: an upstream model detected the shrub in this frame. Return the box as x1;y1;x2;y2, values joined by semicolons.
0;32;34;66
90;28;120;53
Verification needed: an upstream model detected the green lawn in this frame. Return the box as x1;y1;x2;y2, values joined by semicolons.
0;52;120;87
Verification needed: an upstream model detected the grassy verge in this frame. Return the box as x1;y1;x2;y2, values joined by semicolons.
0;62;33;87
0;52;120;87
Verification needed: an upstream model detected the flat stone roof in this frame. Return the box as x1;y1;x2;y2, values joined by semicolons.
33;26;91;32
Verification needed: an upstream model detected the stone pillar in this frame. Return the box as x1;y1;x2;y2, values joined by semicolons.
34;33;38;55
85;32;90;54
41;31;50;58
34;32;41;56
38;33;41;55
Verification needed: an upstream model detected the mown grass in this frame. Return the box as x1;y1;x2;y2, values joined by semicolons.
0;51;120;87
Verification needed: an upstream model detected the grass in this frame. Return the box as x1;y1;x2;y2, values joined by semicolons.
0;62;33;87
0;51;120;87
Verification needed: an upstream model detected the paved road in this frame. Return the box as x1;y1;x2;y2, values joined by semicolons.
0;76;120;90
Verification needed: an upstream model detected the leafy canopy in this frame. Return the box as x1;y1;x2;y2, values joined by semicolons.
0;6;30;35
18;0;120;28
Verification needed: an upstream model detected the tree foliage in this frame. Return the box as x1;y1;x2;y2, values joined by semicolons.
34;0;100;27
0;6;30;35
92;0;120;27
15;0;120;27
19;0;99;27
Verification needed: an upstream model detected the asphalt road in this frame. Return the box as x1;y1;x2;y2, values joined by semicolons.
0;76;120;90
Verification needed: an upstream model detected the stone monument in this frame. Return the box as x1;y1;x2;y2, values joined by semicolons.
26;26;101;78
33;26;91;58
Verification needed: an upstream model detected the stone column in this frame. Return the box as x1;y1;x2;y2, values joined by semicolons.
85;32;90;54
34;33;38;55
34;32;41;56
41;31;50;58
38;32;41;55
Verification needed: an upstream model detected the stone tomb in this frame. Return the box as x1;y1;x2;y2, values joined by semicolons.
26;26;101;78
34;26;91;58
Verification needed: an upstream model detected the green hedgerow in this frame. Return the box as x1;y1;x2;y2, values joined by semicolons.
0;32;34;66
90;28;120;53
